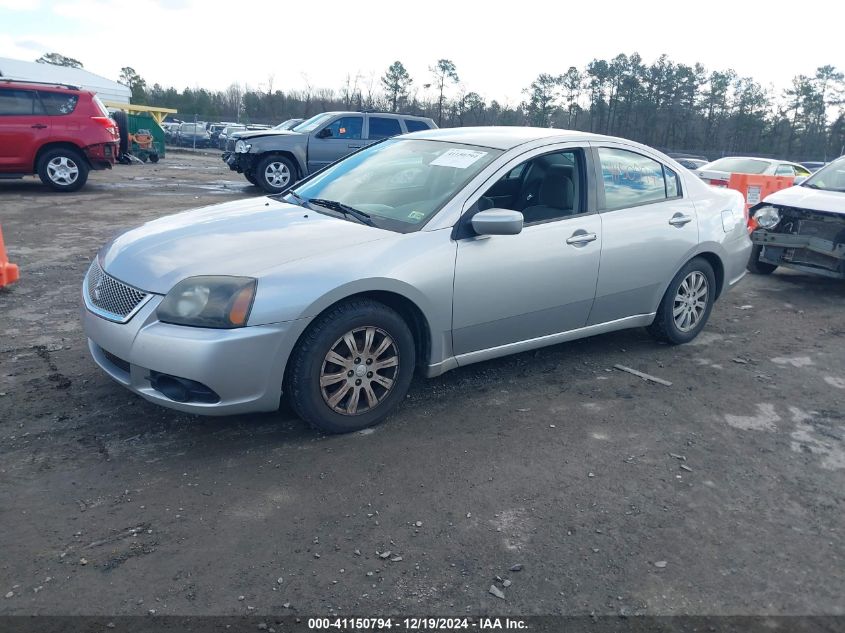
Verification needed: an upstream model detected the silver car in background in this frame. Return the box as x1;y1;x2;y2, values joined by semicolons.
82;127;751;433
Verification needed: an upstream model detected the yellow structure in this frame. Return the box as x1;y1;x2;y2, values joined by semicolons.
102;101;178;126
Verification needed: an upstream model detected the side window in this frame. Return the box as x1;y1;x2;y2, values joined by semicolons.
368;117;402;140
775;164;795;177
598;147;667;210
322;116;363;139
478;149;583;224
664;166;680;198
404;119;430;133
38;91;79;115
0;89;43;115
795;165;811;176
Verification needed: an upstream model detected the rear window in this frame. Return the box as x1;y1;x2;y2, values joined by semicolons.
404;119;430;133
39;91;79;115
368;117;402;139
0;89;44;115
704;157;770;174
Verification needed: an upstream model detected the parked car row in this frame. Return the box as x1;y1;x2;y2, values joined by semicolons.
222;110;437;192
161;120;300;149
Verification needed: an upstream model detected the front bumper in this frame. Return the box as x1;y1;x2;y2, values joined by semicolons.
751;229;845;278
222;151;253;174
82;296;310;415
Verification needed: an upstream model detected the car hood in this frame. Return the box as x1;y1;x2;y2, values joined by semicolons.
234;130;302;141
763;185;845;215
100;197;392;294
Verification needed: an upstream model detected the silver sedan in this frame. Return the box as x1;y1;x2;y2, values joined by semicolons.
82;127;752;433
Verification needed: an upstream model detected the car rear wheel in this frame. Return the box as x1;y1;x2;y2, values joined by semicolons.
37;148;89;192
285;299;415;434
255;155;296;194
746;245;778;275
648;257;716;345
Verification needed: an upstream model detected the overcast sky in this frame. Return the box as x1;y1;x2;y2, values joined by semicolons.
1;0;843;106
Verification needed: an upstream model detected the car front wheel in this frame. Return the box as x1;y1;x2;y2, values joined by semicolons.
285;299;415;433
648;257;716;345
255;155;296;193
746;245;778;274
37;148;90;192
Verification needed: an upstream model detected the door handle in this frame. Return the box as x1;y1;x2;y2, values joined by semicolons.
347;144;362;149
669;214;693;227
566;232;597;246
31;124;48;129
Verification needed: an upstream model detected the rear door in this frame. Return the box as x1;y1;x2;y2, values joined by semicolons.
365;116;403;143
588;145;698;325
306;115;363;173
0;88;51;172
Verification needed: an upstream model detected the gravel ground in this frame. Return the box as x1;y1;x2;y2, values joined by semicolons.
0;153;843;617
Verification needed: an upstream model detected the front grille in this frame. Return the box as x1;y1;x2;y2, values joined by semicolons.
84;259;150;322
101;348;130;373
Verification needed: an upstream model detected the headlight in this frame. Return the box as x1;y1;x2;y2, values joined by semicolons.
157;276;257;328
753;205;780;229
235;140;251;153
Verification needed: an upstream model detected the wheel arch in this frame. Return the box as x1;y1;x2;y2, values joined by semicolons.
693;251;725;300
286;289;433;379
255;150;302;180
34;141;87;171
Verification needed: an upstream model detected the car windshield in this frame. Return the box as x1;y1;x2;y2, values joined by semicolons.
703;157;771;174
802;156;845;192
291;113;333;133
285;139;502;233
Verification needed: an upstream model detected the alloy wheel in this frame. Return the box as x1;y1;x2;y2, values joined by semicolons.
673;271;708;332
47;156;79;186
264;161;291;188
319;327;399;415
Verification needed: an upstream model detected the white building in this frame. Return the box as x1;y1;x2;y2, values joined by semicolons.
0;56;131;103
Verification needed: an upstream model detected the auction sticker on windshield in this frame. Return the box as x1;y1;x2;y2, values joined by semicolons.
430;149;488;169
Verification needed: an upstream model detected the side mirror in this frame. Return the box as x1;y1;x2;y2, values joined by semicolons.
471;208;524;236
793;176;807;185
316;128;332;139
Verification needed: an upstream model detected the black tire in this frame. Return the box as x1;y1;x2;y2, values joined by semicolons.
254;154;297;194
285;299;415;434
140;154;149;163
112;110;129;156
244;171;258;186
746;245;778;275
149;153;160;163
648;257;717;345
37;147;90;192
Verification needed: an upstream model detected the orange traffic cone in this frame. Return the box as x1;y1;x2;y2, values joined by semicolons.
0;223;20;288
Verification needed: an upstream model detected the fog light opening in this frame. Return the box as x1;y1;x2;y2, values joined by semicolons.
149;372;220;404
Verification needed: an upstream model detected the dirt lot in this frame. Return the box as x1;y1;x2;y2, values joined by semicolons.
1;153;843;618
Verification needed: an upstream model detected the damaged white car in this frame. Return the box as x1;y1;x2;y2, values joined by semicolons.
748;155;845;277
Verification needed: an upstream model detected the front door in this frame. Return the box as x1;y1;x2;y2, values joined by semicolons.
452;147;602;357
306;115;364;173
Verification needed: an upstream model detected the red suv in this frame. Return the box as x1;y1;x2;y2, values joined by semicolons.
0;80;119;192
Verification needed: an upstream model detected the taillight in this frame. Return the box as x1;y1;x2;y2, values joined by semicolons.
709;178;728;187
91;116;119;136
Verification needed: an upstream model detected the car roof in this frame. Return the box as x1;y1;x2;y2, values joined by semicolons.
319;110;431;120
0;78;85;93
402;126;609;150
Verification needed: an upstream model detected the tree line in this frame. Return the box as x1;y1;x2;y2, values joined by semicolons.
38;52;845;160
